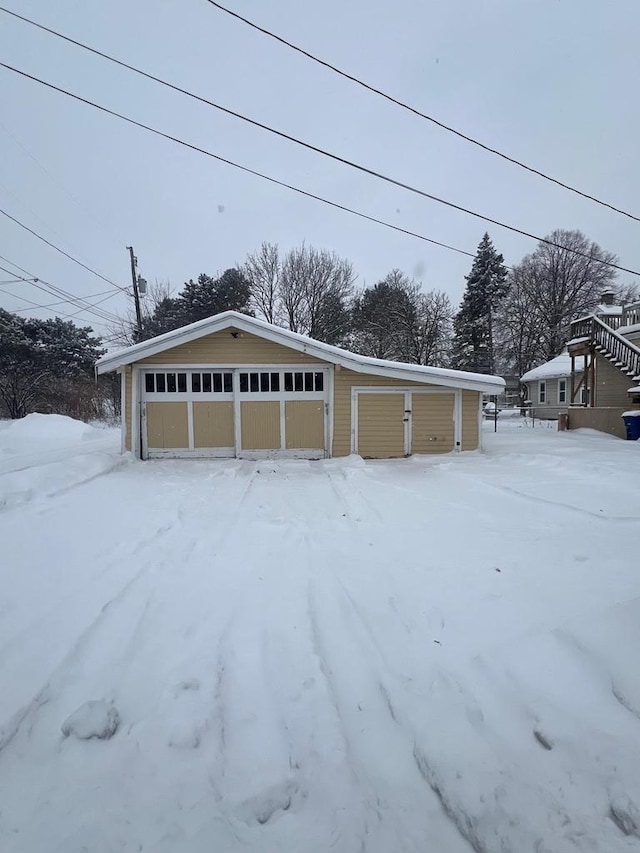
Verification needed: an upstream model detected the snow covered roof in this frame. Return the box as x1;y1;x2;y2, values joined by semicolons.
628;386;640;395
521;354;574;383
618;323;640;337
96;311;505;393
595;304;623;316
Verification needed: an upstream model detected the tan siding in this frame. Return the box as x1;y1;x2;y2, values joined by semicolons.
595;355;634;407
333;369;434;457
193;402;234;448
285;400;324;449
568;407;628;440
357;394;405;458
462;390;480;450
241;401;281;450
139;329;324;366
146;402;189;449
124;367;132;452
411;393;454;453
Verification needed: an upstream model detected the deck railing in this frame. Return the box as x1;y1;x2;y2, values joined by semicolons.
622;301;640;328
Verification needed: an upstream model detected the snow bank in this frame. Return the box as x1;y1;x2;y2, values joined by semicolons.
0;414;123;510
0;413;99;446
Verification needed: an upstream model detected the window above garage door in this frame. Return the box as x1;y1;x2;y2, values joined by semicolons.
142;367;326;400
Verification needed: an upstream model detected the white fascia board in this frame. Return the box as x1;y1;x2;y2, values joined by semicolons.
96;311;504;393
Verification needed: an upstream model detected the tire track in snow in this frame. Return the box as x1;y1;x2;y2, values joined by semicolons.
0;557;152;759
326;469;384;524
443;469;640;524
307;576;472;852
321;567;515;852
0;496;198;760
0;517;181;663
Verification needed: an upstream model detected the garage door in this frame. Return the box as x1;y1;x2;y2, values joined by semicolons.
285;400;325;450
357;393;406;458
411;393;455;453
193;402;234;452
240;401;281;450
146;402;189;450
141;366;328;459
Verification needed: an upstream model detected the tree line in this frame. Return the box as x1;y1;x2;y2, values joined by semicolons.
1;228;637;419
126;242;456;367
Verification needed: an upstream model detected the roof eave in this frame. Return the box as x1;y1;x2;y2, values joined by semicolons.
96;312;504;392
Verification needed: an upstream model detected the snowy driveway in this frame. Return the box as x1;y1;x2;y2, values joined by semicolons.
1;419;640;852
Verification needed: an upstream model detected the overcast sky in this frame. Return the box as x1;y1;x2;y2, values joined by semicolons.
1;0;639;337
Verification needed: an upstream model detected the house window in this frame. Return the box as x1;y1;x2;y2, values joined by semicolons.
539;381;546;404
558;379;567;404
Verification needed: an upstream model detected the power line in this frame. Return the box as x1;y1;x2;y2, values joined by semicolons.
2;60;639;278
11;288;117;312
0;74;473;264
0;258;123;324
3;286;118;323
0;258;121;323
201;0;640;225
0;206;128;292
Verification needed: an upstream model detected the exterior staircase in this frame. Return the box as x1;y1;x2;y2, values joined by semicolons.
569;314;640;383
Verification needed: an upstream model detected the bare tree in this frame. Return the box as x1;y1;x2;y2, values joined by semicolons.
614;282;640;306
495;261;547;376
243;242;281;324
495;230;618;370
412;289;454;366
352;270;453;365
527;230;617;360
246;243;355;344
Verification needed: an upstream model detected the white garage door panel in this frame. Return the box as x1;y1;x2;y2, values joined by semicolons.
141;366;329;459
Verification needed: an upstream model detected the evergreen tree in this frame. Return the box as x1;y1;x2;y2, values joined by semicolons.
451;233;508;374
137;268;253;340
0;310;105;418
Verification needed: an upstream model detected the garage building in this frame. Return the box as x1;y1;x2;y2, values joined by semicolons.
96;311;504;459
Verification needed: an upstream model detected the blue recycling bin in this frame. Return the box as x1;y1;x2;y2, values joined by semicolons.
622;413;640;440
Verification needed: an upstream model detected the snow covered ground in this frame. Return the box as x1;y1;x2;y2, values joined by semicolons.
1;415;639;852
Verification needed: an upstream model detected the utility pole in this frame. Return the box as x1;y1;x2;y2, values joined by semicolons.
127;246;143;337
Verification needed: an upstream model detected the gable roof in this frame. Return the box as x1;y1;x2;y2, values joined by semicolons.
96;311;505;393
521;353;574;383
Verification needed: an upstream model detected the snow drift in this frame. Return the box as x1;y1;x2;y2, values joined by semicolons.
0;413;122;510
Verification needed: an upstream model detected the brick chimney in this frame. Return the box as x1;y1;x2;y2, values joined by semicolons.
600;290;616;306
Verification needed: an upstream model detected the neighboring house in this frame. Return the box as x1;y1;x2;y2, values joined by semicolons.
566;293;640;438
96;311;503;460
520;353;584;417
499;373;522;408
